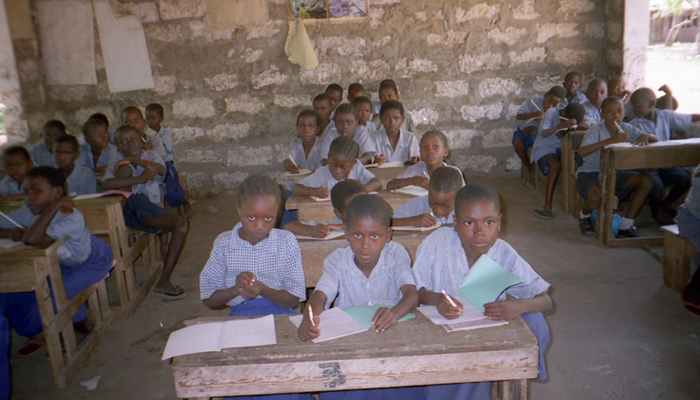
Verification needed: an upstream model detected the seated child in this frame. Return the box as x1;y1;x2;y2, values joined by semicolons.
313;93;334;138
512;86;568;172
371;100;419;165
102;125;189;297
298;194;420;400
387;129;451;190
608;76;632;118
580;79;608;128
294;137;381;198
146;103;187;208
285;109;324;173
0;146;32;200
54;135;97;196
124;106;167;160
530;86;575;219
0;167;113;398
576;97;656;237
352;96;377;134
678;165;700;314
413;184;553;399
656;84;679;111
325;83;344;112
562;71;587;107
80;116;122;178
371;79;416;132
393;166;465;227
30;120;66;167
347;82;367;102
200;174;306;317
319;103;375;162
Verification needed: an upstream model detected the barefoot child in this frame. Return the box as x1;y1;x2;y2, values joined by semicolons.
0;146;32;200
370;100;419;165
54;135;97;196
0;167;113;399
386;129;451;191
393;166;464;228
284;109;323;173
414;184;553;399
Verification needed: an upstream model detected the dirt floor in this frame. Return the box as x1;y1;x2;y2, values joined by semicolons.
9;176;700;400
646;43;700;114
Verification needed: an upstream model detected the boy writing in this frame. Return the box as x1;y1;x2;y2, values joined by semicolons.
0;146;32;199
54;135;97;196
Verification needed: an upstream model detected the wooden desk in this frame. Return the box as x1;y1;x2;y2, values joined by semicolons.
368;166;405;187
560;131;586;217
299;231;429;288
170;315;538;399
0;242;111;387
287;192;416;223
599;138;700;246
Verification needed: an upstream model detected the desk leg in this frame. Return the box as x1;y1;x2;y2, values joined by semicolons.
599;151;616;246
561;136;571;214
493;380;528;400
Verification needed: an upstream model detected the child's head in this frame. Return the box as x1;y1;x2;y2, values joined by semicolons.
344;194;393;269
543;86;566;110
83;117;109;151
236;174;281;244
2;146;32;184
378;79;400;104
563;71;582;96
25;166;65;213
379;100;405;134
88;113;110;128
312;93;332;123
42;120;67;151
54;135;80;170
419;130;449;168
145;103;164;132
585;78;608;108
327;137;360;181
429;166;465;219
352;96;373;126
115;125;144;158
325;83;344;109
123;106;146;132
296;109;320;142
333;103;358;137
656;94;678;111
607;76;627;98
331;179;365;223
601;97;624;126
347;82;366;102
454;184;502;254
630;87;656;117
562;103;586;125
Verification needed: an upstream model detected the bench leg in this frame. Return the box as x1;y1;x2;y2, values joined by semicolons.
663;232;692;292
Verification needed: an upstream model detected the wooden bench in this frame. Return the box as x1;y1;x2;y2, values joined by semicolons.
0;242;112;388
287;191;417;223
661;225;693;292
560;131;587;217
599;139;700;247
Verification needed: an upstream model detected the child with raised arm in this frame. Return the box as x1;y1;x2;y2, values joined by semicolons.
0;146;32;200
393;166;464;228
298;194;420;400
371;79;416;132
54;135;97;196
102;125;189;296
80;116;121;179
319;103;375;162
576;97;657;236
371;100;419;165
294;137;381;198
30;120;66;167
0;167;113;398
414;184;553;399
386;129;451;191
285;109;324;173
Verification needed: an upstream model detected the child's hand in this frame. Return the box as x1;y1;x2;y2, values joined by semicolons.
372;307;398;333
612;129;629;143
658;84;672;95
95;166;107;177
141;165;158;182
483;300;523;321
235;272;258;299
375;154;385;165
10;229;25;242
534;111;545;120
405;157;420;166
56;197;75;214
298;307;321;342
285;161;300;174
634;134;652;147
314;187;330;199
310;224;331;238
412;176;430;189
437;295;463;319
411;214;437;227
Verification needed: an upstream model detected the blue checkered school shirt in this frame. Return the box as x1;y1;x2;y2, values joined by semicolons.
199;224;307;306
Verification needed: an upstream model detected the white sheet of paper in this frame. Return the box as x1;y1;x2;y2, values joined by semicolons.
282;169;312;178
392;223;440;232
289;308;367;343
0;239;21;249
443;319;508;333
378;161;405;168
218;315;276;350
311;196;331;202
417;304;486;326
393;185;429;197
296;230;345;241
161;322;223;360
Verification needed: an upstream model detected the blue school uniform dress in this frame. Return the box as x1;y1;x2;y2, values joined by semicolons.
512;95;544;153
531;107;563;176
289;137;324;172
370;127;419;163
79;143;122;173
319;126;376;160
315;242;423;400
413;228;552;400
371;112;416;134
65;164;97;196
563;90;587;108
580;98;602;127
29;143;56;167
298;161;375;191
0;206;113;400
0;176;23;197
394;195;454;225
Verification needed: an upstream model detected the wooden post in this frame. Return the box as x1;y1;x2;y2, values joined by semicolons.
599;149;617;245
662;226;692;291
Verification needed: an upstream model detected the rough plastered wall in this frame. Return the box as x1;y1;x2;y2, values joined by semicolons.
13;0;616;196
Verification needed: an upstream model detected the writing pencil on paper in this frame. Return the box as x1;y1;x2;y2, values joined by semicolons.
530;99;542;112
441;290;458;308
0;210;24;229
308;306;316;327
288;153;298;167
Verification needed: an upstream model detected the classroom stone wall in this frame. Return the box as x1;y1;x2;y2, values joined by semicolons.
11;0;617;196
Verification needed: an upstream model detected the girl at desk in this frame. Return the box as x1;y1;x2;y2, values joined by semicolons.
413;185;553;399
385;129;452;191
0;167;113;400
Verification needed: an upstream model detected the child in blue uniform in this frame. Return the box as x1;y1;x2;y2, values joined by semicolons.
80;116;122;179
393;166;465;228
284;109;323;173
370;101;419;165
414;185;553;399
0;167;113;400
0;146;32;200
55;135;97;196
386;129;452;191
30;120;66;167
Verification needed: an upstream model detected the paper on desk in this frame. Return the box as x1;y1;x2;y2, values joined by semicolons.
343;305;415;329
0;239;21;249
443;319;508;332
73;190;131;201
393;185;429;197
418;303;508;333
282;169;312;178
161;315;276;360
364;163;379;169
289;307;367;343
392;223;440;232
458;256;522;311
296;230;345;241
378;161;405;169
310;195;331;202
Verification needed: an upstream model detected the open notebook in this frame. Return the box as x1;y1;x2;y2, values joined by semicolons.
161;315;276;360
393;185;429;197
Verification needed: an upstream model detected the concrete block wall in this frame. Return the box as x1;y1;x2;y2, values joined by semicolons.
11;0;616;196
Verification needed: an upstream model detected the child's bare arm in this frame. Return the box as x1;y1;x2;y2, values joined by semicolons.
284;158;300;173
203;287;241;310
386;176;429;191
257;282;301;309
298;291;326;341
22;198;70;248
131;158;165;175
484;292;552;321
392;285;418;318
392;214;437;227
284;220;333;238
516;111;544;121
418;287;463;319
363;178;382;192
0;229;25;241
293;184;328;198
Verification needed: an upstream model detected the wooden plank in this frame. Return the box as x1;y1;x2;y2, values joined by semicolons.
609;139;700;170
288;192;416;223
369;166;405;187
605;236;664;248
663;230;691;291
599;149;616;245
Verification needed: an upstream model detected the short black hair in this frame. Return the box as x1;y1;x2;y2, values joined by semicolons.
421;129;450;150
562;103;586;124
3;145;31;161
328;136;360;161
237;174;281;210
379;100;405;117
331;179;365;214
455;184;501;216
348;82;365;94
325;83;343;96
379;79;398;93
564;71;582;81
297;109;320;126
430;166;465;193
27;166;66;191
115;125;141;141
545;86;567;101
333;103;355;119
146;103;164;118
88;113;110;127
630;87;656;107
83;117;109;136
586;78;607;94
313;93;331;105
122;106;143;122
345;193;393;228
352;96;373;109
55;135;80;152
44;120;67;134
601;96;623;113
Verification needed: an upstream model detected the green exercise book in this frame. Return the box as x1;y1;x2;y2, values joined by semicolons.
457;255;523;312
342;305;415;330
